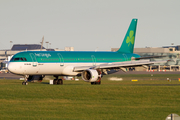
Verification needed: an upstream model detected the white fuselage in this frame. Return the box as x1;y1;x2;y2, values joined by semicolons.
8;62;102;76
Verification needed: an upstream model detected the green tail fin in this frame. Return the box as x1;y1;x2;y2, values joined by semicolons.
117;19;138;53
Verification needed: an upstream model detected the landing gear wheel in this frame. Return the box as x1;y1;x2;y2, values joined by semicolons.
53;76;63;85
91;82;95;85
91;81;101;85
22;75;29;85
53;79;63;85
53;79;58;85
22;82;25;85
57;79;63;85
22;82;28;85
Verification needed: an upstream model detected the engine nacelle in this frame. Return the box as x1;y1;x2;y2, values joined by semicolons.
27;75;44;82
82;69;101;82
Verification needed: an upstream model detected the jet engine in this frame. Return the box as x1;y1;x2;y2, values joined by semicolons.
82;69;101;82
27;75;45;82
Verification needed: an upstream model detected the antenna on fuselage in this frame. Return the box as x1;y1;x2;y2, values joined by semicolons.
40;36;44;51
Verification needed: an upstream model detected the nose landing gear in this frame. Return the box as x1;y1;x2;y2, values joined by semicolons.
22;81;28;85
22;75;29;85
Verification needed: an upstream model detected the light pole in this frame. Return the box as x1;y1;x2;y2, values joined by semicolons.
46;41;49;49
49;43;51;49
10;41;13;49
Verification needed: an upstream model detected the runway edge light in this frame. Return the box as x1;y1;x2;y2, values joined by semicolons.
131;79;138;82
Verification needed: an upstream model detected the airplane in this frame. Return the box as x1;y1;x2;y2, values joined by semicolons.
7;19;166;85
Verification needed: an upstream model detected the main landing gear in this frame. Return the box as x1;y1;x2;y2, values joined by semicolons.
53;76;63;85
91;81;101;85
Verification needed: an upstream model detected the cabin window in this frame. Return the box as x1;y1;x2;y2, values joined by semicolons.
169;49;173;51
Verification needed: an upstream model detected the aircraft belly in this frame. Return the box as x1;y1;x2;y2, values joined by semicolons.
22;63;52;75
24;64;39;75
23;62;101;75
38;63;63;75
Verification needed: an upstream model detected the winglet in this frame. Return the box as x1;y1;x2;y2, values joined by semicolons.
117;19;138;53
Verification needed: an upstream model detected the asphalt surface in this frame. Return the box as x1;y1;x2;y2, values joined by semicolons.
0;71;179;80
0;73;22;79
114;71;180;74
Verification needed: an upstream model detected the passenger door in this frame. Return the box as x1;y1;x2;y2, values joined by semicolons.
123;54;128;61
58;53;64;66
91;55;96;66
30;53;38;67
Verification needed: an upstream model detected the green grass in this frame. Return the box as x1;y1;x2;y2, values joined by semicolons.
0;74;180;120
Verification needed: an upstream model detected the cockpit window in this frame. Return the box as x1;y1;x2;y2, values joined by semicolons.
23;58;27;61
14;58;20;61
13;57;27;61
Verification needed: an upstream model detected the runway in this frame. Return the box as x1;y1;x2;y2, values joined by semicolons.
114;71;180;74
0;73;22;79
0;71;179;79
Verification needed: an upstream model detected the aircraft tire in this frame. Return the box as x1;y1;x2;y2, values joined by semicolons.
53;79;58;85
60;79;63;85
91;81;101;85
22;82;25;85
91;82;95;85
57;79;63;85
22;82;28;85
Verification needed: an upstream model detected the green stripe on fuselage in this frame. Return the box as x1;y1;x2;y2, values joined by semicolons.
10;51;140;63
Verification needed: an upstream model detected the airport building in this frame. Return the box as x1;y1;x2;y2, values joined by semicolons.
112;45;180;71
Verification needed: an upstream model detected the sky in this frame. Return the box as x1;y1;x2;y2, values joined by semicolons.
0;0;180;51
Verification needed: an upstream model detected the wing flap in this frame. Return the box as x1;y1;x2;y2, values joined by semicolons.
73;66;94;72
96;60;166;69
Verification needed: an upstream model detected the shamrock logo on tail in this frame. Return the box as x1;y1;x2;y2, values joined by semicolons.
126;30;134;46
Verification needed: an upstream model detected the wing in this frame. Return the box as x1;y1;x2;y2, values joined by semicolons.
73;60;167;72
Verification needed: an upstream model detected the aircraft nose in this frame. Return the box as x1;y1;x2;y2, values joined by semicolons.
8;63;12;72
8;62;24;75
8;62;16;73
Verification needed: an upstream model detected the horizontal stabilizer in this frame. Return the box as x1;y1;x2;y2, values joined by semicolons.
135;55;166;60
